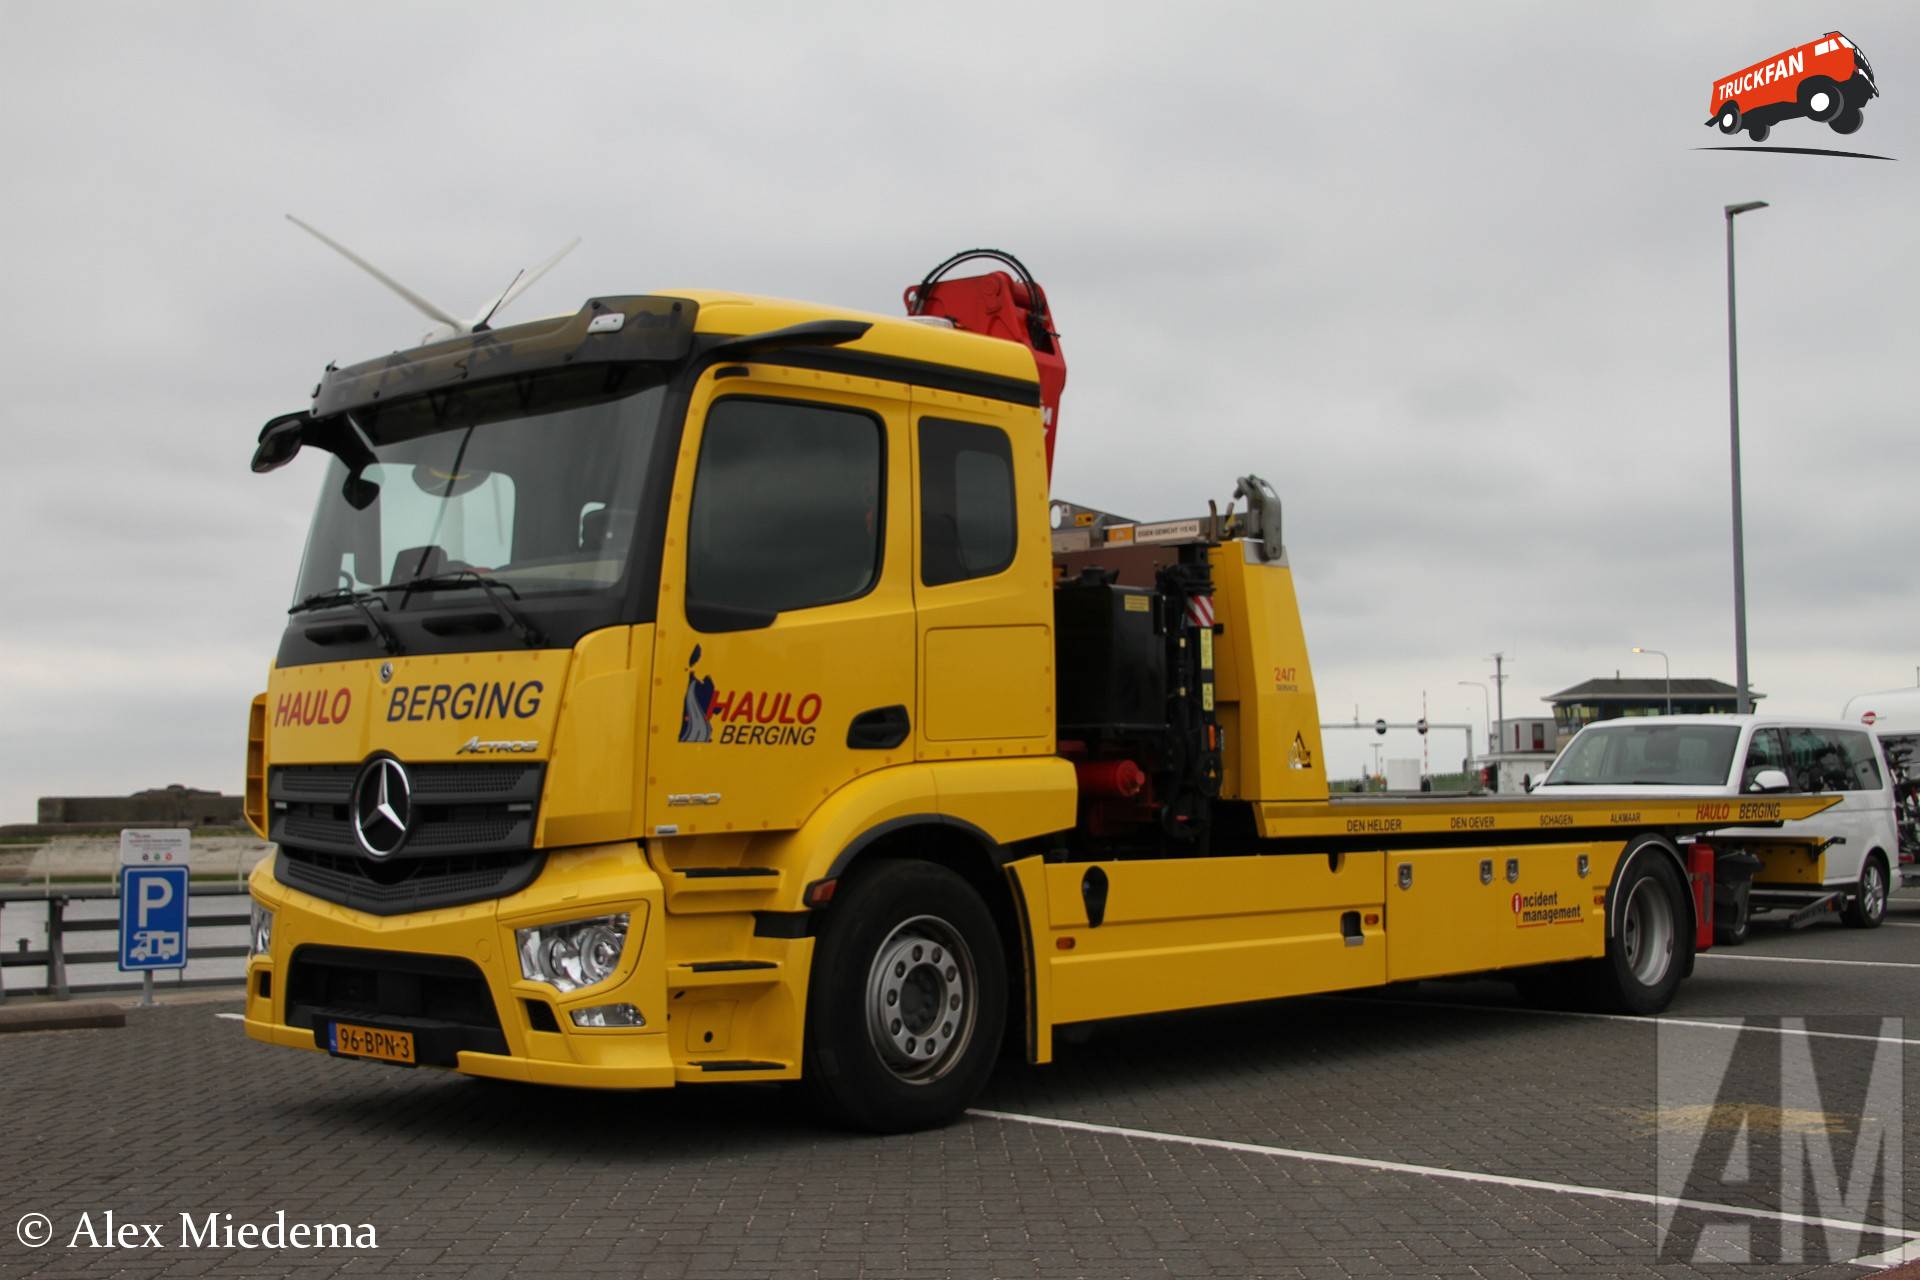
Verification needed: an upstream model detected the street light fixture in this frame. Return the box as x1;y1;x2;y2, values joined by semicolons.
1632;646;1672;714
1725;200;1768;715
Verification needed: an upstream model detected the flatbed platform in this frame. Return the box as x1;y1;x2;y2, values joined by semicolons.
1255;793;1839;843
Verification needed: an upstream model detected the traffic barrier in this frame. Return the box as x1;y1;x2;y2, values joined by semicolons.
0;883;251;1002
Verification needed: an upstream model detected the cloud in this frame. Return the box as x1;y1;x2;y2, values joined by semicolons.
2;2;1917;814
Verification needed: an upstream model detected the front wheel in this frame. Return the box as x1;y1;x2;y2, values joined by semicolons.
1717;103;1742;134
1800;77;1844;122
1588;846;1689;1014
801;860;1006;1132
1842;854;1889;929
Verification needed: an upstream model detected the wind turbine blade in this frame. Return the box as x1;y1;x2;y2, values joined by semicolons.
492;236;582;318
286;215;464;330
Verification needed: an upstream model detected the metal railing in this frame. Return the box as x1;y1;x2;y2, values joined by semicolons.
0;883;251;1002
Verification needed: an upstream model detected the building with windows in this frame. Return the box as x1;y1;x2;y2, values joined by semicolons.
1545;677;1756;748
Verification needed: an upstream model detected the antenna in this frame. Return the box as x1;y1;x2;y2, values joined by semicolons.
287;216;581;345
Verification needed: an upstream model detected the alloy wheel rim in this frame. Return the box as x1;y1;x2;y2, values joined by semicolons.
864;914;977;1083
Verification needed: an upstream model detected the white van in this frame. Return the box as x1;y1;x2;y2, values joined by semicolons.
1535;715;1898;939
1839;688;1920;886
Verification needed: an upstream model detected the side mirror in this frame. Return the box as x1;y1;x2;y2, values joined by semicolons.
251;412;309;473
1748;768;1790;793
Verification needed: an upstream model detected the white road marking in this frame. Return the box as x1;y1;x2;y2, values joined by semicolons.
1697;952;1920;971
969;1109;1918;1258
1853;1238;1920;1267
1319;995;1919;1047
214;1012;245;1021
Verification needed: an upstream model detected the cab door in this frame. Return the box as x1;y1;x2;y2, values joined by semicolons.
909;389;1055;760
645;366;916;838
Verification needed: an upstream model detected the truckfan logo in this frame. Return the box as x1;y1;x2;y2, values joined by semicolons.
1704;31;1880;147
351;757;412;858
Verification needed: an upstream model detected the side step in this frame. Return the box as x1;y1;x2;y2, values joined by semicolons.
673;959;786;989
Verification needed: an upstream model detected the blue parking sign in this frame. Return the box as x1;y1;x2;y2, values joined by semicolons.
119;865;190;971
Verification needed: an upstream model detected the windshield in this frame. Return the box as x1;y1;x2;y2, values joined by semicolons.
292;370;666;607
1543;724;1741;787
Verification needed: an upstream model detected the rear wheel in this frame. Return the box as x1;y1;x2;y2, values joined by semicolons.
801;860;1005;1132
1842;854;1889;929
1746;121;1771;143
1831;107;1864;135
1589;847;1689;1014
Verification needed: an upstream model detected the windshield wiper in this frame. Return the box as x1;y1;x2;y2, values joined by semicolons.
373;571;545;648
287;588;403;654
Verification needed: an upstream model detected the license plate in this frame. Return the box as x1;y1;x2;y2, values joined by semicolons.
328;1021;415;1065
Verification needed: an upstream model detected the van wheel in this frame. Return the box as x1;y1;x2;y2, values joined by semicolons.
1717;103;1742;134
1842;854;1889;929
801;861;1005;1133
1589;849;1688;1014
1800;77;1844;122
1746;121;1771;143
1830;107;1864;135
1713;894;1752;946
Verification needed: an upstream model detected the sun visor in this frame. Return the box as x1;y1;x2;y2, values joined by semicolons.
313;295;698;419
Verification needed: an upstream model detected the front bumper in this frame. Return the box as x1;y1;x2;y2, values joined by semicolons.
244;840;678;1088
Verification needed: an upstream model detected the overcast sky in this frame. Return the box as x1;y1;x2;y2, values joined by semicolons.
3;3;1917;819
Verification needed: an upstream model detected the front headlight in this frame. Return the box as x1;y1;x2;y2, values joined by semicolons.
516;913;629;993
249;903;274;957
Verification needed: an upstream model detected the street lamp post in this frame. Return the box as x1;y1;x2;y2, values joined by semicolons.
1632;646;1672;714
1458;681;1491;755
1726;200;1768;716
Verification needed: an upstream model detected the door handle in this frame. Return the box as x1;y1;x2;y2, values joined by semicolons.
847;705;911;750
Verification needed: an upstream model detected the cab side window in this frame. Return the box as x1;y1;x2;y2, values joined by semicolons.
919;418;1016;586
1740;728;1787;791
687;398;883;619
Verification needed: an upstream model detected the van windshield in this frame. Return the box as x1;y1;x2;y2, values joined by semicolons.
1544;724;1741;787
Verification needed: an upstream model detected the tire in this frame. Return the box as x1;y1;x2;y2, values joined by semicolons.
1717;103;1742;135
1831;107;1864;135
1713;894;1751;947
800;860;1006;1132
1800;77;1844;122
1842;854;1889;929
1588;846;1689;1014
1747;121;1771;143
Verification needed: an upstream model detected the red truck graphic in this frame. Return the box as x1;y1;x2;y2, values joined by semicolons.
1707;32;1878;142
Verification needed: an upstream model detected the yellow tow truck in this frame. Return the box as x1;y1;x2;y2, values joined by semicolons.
240;248;1835;1130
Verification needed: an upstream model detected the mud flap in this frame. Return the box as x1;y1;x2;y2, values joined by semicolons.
1004;855;1053;1064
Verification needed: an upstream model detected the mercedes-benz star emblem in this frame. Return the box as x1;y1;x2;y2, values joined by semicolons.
351;757;412;858
378;661;393;683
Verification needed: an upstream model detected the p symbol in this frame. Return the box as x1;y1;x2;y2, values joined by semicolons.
138;876;174;927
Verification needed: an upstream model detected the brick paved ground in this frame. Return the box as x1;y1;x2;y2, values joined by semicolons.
0;890;1913;1278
